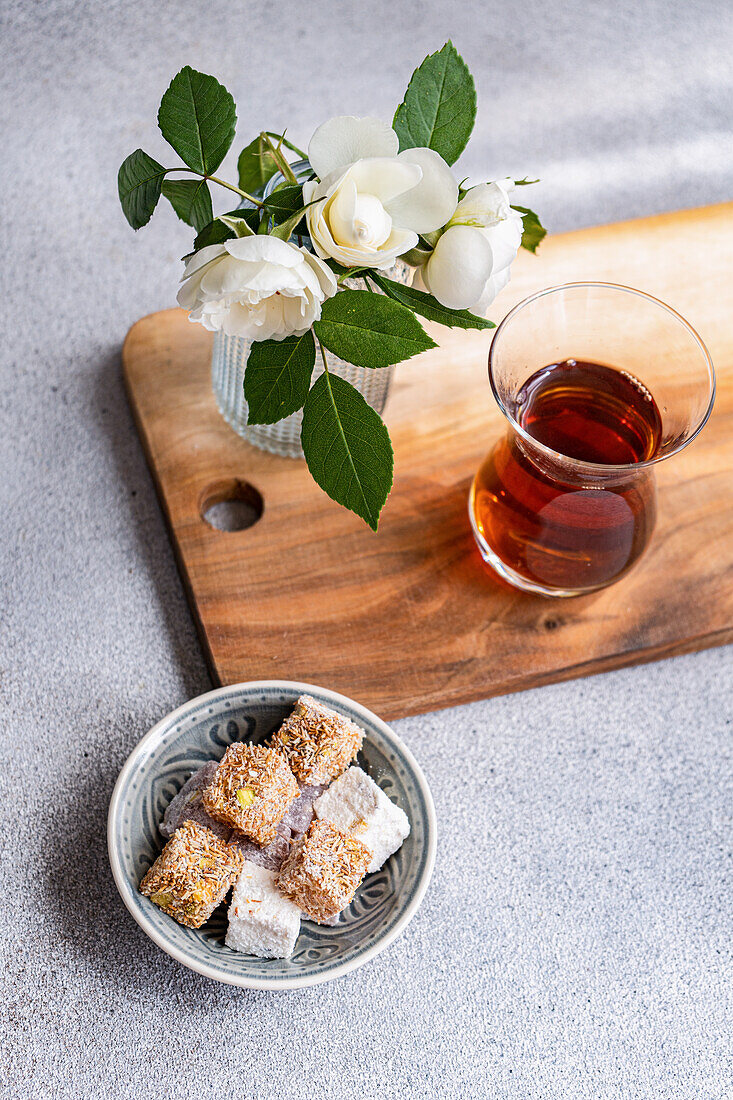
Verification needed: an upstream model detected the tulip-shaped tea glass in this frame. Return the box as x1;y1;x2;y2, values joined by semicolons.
469;283;715;597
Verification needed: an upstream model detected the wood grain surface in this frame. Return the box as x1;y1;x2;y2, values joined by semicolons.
122;204;733;719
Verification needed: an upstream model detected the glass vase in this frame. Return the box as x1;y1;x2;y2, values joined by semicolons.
211;255;413;459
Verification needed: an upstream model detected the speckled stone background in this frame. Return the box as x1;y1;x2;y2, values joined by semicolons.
1;1;731;1097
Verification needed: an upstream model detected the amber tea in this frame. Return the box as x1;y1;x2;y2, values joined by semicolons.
472;283;715;596
471;359;663;593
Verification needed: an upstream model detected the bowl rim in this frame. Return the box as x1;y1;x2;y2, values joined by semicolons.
107;679;438;990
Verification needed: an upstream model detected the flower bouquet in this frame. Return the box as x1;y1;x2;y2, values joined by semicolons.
118;42;544;529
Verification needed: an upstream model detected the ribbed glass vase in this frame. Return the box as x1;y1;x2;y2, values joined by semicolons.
211;259;413;459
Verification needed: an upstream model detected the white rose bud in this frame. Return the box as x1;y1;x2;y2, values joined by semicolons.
304;115;458;270
177;235;337;341
421;180;524;312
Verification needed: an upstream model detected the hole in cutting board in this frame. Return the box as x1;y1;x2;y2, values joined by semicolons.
201;479;263;532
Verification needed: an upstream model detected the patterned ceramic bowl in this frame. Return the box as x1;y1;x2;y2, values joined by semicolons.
107;681;437;989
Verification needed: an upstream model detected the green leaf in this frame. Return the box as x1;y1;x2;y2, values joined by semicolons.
218;213;255;237
269;205;312;241
314;289;436;368
371;274;495;330
512;205;547;254
238;135;279;196
244;332;315;424
162;178;213;231
118;149;166;230
262;184;304;223
193;208;259;250
158;66;236;175
514;177;539;186
301;372;394;531
393;42;476;165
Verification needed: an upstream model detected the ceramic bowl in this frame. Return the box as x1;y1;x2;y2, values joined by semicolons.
107;681;436;989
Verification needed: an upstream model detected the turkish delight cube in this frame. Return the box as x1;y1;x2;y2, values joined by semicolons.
228;821;292;871
314;766;410;874
226;861;301;959
160;761;228;841
202;743;299;845
280;783;329;837
269;696;363;784
139;820;244;929
277;819;370;924
314;910;341;927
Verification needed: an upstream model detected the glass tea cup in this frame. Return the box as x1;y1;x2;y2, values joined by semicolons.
469;283;715;597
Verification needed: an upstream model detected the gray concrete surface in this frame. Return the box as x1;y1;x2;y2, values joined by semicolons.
1;1;731;1097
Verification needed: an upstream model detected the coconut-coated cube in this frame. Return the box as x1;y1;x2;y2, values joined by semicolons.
139;820;244;929
226;861;301;958
269;696;364;784
160;761;229;841
314;767;410;874
312;910;341;927
202;742;299;845
277;820;370;924
227;821;291;871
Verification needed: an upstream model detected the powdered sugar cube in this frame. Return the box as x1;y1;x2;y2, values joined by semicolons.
160;761;228;841
314;767;410;874
281;783;328;836
227;822;291;871
226;860;301;959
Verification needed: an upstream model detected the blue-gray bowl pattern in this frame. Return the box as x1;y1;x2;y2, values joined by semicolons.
109;684;435;986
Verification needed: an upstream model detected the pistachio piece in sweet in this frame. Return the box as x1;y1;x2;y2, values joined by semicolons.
150;891;172;908
236;786;255;808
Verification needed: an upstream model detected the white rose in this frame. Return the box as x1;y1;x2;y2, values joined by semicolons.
421;180;523;311
177;235;337;341
304;115;458;270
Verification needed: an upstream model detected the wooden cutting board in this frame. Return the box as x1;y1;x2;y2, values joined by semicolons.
123;203;733;719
